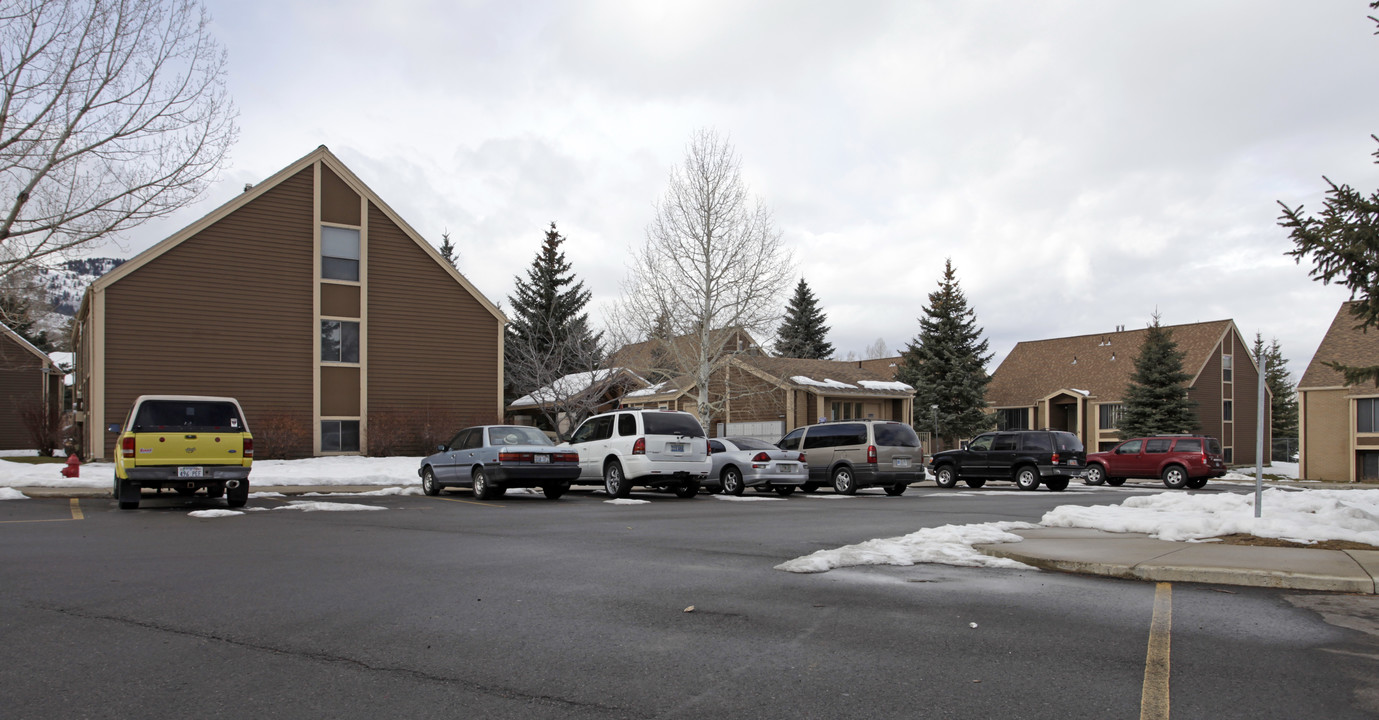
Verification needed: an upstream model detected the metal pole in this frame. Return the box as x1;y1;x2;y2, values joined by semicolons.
931;404;939;453
1255;355;1265;518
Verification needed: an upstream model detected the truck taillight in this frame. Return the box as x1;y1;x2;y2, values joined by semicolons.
1051;452;1060;465
867;445;877;464
243;438;253;459
121;436;135;459
633;438;646;455
706;439;712;455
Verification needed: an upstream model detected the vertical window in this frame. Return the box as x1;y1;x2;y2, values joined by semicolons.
1359;399;1378;434
1223;447;1234;464
1098;404;1124;430
322;420;359;452
1223;399;1234;422
1222;354;1233;383
1361;452;1378;481
322;226;360;281
321;320;360;363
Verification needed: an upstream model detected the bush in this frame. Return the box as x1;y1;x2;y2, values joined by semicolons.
252;412;312;459
368;408;499;456
19;399;60;457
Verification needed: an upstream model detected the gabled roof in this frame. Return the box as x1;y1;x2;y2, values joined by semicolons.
85;145;505;324
1299;302;1379;389
987;319;1238;407
734;356;914;396
607;327;762;375
508;367;649;410
854;356;903;379
0;321;56;368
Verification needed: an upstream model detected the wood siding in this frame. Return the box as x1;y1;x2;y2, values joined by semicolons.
365;202;500;423
0;333;45;450
1301;389;1350;481
99;169;317;459
320;166;361;226
1191;345;1225;454
321;284;361;318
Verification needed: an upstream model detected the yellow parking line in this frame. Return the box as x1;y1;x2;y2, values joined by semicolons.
69;498;83;520
431;495;505;508
1141;582;1172;720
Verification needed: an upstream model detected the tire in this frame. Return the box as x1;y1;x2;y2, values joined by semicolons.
472;468;496;500
1161;465;1189;490
116;477;139;510
421;467;441;496
721;467;746;496
226;481;249;508
934;465;958;489
674;481;700;499
1044;478;1069;492
884;483;907;496
206;485;225;499
832;467;857;495
801;482;820;493
604;461;631;498
1186;477;1208;490
1014;466;1041;491
773;485;796;496
1106;477;1125;487
542;483;568;500
1083;464;1106;486
964;478;986;489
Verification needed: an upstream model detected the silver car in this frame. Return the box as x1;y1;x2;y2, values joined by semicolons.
418;425;580;500
706;436;809;496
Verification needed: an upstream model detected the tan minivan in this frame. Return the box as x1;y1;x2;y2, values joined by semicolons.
777;420;925;495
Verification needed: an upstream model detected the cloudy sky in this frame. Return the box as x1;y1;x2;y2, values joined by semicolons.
94;1;1379;381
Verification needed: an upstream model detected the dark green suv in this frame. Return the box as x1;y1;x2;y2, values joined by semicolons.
928;429;1086;492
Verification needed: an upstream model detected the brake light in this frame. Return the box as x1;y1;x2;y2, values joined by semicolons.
243;438;253;459
633;438;646;455
798;452;806;463
706;439;712;455
867;445;877;464
499;451;534;462
121;436;135;459
752;452;770;462
1052;452;1060;465
555;452;579;463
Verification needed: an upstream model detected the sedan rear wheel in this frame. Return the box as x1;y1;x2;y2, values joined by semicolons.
421;467;441;496
542;483;568;500
722;467;746;496
1083;464;1106;486
472;468;496;500
773;485;796;496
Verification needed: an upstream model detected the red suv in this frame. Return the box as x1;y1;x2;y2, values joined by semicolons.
1084;435;1227;489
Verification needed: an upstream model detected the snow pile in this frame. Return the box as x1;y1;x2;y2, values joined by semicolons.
857;380;914;392
302;487;423;497
274;501;387;512
189;509;242;518
0;487;28;500
1042;489;1379;545
712;494;782;502
790;376;856;389
605;498;650;505
776;521;1038;573
0;455;424;489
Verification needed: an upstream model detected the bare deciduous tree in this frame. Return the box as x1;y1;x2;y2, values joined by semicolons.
613;128;793;431
865;338;889;360
506;323;612;441
0;0;237;281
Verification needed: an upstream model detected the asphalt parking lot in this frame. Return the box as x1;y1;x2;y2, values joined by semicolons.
4;483;1377;719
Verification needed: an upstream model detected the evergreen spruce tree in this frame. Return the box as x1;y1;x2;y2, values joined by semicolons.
0;291;52;352
506;222;601;379
774;278;833;359
1252;333;1299;439
438;230;458;268
1118;314;1197;438
895;260;993;448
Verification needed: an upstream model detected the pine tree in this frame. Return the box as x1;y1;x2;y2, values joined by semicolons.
774;278;833;359
1118;314;1197;438
895;260;993;448
506;222;601;378
0;288;52;352
438;230;457;268
1252;333;1299;439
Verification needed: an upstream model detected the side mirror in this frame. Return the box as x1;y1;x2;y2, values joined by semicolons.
960;441;970;450
438;445;448;452
107;423;120;433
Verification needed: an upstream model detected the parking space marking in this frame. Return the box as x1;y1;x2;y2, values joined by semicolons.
1141;582;1172;720
69;498;83;520
0;497;86;524
430;495;506;508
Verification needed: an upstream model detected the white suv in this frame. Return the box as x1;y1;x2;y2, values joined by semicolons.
562;410;711;498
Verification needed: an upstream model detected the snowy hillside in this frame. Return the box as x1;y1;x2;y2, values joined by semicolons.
40;258;125;316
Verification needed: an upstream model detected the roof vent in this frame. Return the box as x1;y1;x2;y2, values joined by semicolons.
243;183;254;192
1071;356;1078;365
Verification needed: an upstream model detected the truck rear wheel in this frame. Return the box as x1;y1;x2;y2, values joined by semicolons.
227;481;249;508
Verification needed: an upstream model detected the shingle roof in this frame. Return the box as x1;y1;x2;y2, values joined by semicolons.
736;356;914;396
1299;302;1379;389
606;328;761;375
986;320;1235;406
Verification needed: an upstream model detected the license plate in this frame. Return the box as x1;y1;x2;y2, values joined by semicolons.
1069;459;1080;466
668;443;686;453
177;466;203;478
894;458;910;468
776;463;795;472
533;454;550;464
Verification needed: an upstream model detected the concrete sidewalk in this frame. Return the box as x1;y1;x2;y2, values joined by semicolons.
976;527;1379;595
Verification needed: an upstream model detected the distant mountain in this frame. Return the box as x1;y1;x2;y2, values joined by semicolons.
41;257;125;316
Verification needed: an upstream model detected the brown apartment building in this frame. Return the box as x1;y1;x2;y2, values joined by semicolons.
1298;302;1379;482
0;322;62;451
72;146;506;460
986;320;1269;465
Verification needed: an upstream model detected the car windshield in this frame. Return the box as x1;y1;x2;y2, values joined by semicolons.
727;437;776;451
873;423;920;447
643;413;705;438
1053;432;1084;452
487;427;552;446
132;400;244;433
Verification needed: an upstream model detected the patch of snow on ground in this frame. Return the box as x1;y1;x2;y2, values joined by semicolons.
776;521;1038;573
604;498;650;505
800;494;856;499
274;501;387;512
249;492;285;498
1042;488;1379;545
712;494;782;501
0;455;423;489
188;509;242;518
302;487;423;497
0;487;28;500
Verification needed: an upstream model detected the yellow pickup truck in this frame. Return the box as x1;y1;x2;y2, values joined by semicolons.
110;395;253;510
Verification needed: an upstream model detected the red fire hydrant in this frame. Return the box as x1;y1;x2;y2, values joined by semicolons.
60;454;80;478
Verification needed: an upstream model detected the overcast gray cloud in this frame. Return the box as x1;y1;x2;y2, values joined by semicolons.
98;1;1379;380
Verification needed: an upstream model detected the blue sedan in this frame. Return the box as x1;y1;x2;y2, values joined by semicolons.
419;425;580;500
705;436;809;496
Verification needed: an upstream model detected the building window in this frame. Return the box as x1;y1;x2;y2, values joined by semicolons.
321;320;360;363
1223;400;1233;422
1362;452;1379;481
1360;398;1378;434
1098;404;1123;430
1223;447;1233;464
322;226;360;281
322;420;359;452
997;408;1029;430
1222;354;1233;383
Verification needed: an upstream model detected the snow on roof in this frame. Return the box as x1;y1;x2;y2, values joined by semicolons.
624;381;671;398
1069;388;1090;396
510;368;638;408
791;375;857;389
858;380;913;392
